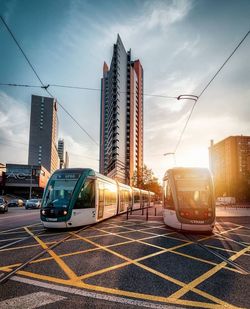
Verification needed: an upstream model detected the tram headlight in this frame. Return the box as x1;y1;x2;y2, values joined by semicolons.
63;210;68;216
41;210;46;215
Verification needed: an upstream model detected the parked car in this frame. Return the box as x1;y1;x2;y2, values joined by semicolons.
25;199;41;209
7;199;24;207
0;197;8;213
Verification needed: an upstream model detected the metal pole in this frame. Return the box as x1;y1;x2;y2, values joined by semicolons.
29;166;32;199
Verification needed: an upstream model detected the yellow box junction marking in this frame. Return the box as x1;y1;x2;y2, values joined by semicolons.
24;227;79;281
0;220;248;309
169;243;250;300
71;231;240;308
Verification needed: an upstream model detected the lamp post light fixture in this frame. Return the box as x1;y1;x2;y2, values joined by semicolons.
177;94;198;102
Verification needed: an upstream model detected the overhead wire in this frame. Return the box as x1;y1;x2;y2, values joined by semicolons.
1;15;249;159
173;28;250;154
0;15;98;146
0;82;177;100
0;138;99;161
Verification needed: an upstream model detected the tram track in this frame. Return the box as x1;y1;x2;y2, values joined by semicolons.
0;224;92;284
180;232;249;275
0;230;47;250
213;231;249;248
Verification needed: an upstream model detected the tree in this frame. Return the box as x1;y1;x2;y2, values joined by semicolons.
133;164;162;199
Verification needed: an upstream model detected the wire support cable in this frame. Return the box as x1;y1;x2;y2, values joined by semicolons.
0;82;177;100
0;16;45;87
0;15;98;146
174;29;250;154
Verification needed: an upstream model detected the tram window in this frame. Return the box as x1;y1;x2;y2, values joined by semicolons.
164;180;174;210
142;192;149;206
104;185;117;206
133;191;140;203
121;190;130;208
74;180;95;209
124;191;130;207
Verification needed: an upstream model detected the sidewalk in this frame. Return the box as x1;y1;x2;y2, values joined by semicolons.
216;206;250;217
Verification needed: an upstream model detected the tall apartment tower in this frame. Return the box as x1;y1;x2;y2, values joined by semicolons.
65;151;69;168
58;139;64;169
28;95;59;173
209;135;250;202
99;35;143;185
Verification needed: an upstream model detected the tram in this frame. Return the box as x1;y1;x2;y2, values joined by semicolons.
40;168;155;228
162;167;215;232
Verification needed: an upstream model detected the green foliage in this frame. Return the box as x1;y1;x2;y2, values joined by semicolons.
133;164;162;199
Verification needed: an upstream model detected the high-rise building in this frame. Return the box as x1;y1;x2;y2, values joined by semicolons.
58;139;64;169
209;135;250;202
65;151;69;168
28;95;59;173
99;35;143;185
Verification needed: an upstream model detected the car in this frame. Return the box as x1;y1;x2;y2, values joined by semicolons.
25;199;41;209
0;197;8;213
7;199;24;207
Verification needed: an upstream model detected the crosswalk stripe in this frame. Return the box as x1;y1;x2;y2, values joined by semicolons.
0;292;66;308
11;276;183;309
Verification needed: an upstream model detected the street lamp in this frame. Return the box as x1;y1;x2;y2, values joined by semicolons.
177;94;198;102
29;166;33;199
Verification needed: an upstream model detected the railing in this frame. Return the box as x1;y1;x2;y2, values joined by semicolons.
126;203;158;221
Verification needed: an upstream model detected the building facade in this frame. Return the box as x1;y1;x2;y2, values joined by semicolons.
99;35;143;185
58;138;64;169
209;136;250;202
28;95;59;173
0;163;6;195
5;164;50;198
64;151;69;168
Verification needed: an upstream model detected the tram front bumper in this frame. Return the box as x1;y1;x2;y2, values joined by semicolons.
41;220;67;228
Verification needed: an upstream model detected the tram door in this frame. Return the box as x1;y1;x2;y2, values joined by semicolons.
98;182;104;219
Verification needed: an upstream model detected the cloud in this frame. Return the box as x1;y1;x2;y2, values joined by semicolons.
58;133;99;170
0;91;29;164
143;0;193;30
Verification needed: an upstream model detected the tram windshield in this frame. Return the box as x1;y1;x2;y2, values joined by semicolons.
174;172;211;209
42;171;81;208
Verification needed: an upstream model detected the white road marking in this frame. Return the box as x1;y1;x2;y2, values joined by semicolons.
12;276;183;309
0;291;66;308
0;223;41;234
0;237;23;243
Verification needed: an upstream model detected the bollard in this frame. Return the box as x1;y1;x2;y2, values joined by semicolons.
146;207;149;221
155;207;157;216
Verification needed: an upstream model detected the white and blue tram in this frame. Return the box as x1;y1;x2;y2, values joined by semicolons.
40;168;155;228
162;167;215;232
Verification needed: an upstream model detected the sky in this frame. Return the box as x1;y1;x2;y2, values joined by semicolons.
0;0;249;180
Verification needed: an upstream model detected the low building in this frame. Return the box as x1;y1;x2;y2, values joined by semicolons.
5;164;50;199
209;136;250;202
0;163;6;195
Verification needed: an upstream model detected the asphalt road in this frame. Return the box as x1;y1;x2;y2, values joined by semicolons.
0;206;249;309
0;207;41;231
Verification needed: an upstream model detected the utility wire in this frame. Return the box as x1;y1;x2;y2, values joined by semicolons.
198;30;250;99
0;138;99;161
0;15;98;146
174;29;250;154
0;83;41;88
0;82;177;99
45;88;98;146
0;16;45;87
